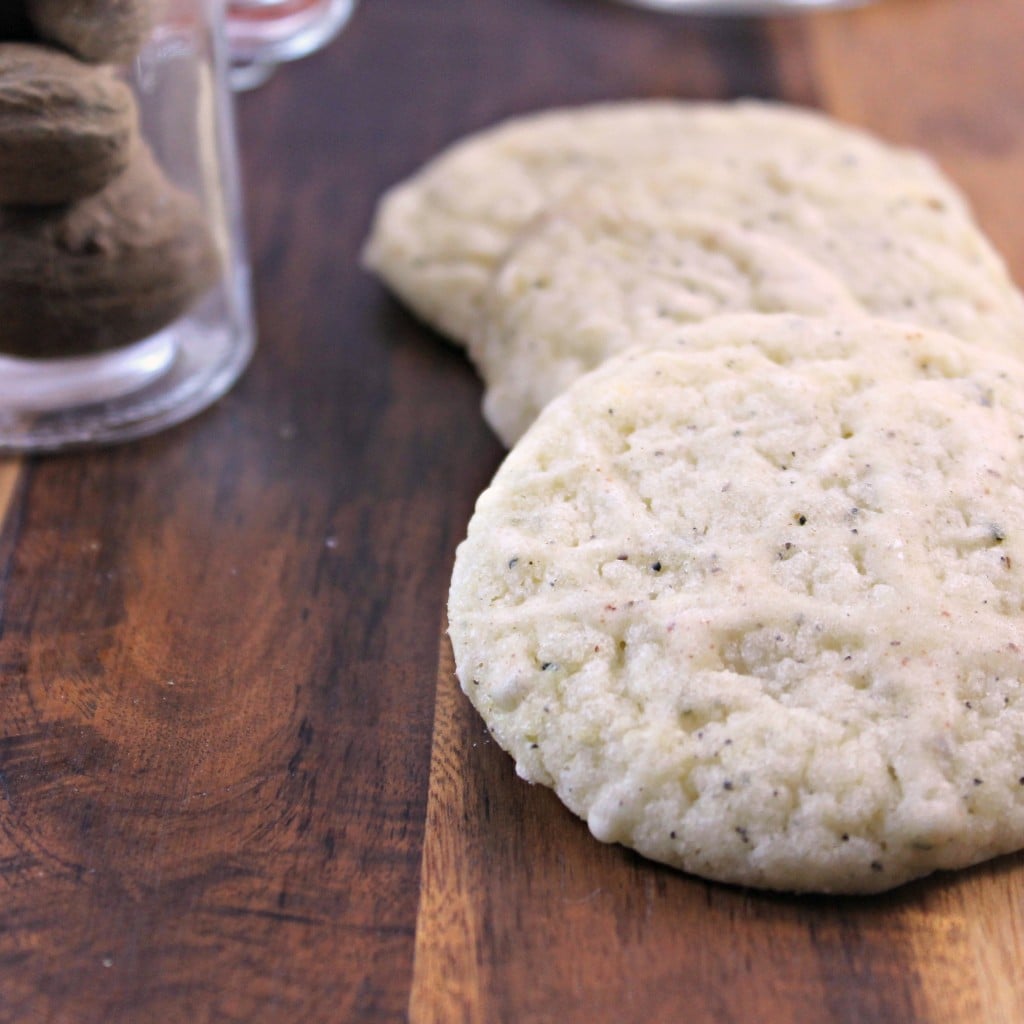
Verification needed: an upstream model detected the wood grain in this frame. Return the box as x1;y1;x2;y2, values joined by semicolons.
0;460;20;532
411;635;1024;1024
1;0;1023;1020
0;3;502;1018
410;2;1024;1022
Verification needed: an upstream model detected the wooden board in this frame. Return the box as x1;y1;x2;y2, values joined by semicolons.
411;628;1024;1023
0;461;20;530
1;0;1024;1020
410;2;1024;1020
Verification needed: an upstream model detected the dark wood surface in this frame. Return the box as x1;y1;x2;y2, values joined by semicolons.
2;0;1024;1021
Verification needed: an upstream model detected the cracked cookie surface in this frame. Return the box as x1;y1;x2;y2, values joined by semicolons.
474;173;1024;444
363;101;1023;353
448;316;1024;893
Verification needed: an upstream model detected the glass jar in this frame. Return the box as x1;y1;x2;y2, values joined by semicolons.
0;0;357;453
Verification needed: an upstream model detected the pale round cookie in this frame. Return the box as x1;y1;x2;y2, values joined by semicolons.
476;174;1024;444
592;166;1024;348
475;201;863;445
448;315;1024;893
361;100;1017;346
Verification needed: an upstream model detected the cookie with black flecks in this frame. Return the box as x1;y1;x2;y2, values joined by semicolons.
362;100;1021;352
448;314;1024;893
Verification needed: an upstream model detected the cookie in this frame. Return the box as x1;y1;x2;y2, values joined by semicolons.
474;201;864;445
448;315;1024;893
475;174;1024;444
362;100;1011;346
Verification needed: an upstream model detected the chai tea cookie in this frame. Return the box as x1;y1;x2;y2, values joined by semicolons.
448;316;1024;893
475;175;1024;444
586;166;1024;349
474;203;863;445
362;100;1008;345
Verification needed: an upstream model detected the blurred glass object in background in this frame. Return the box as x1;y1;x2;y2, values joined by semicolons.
226;0;358;90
